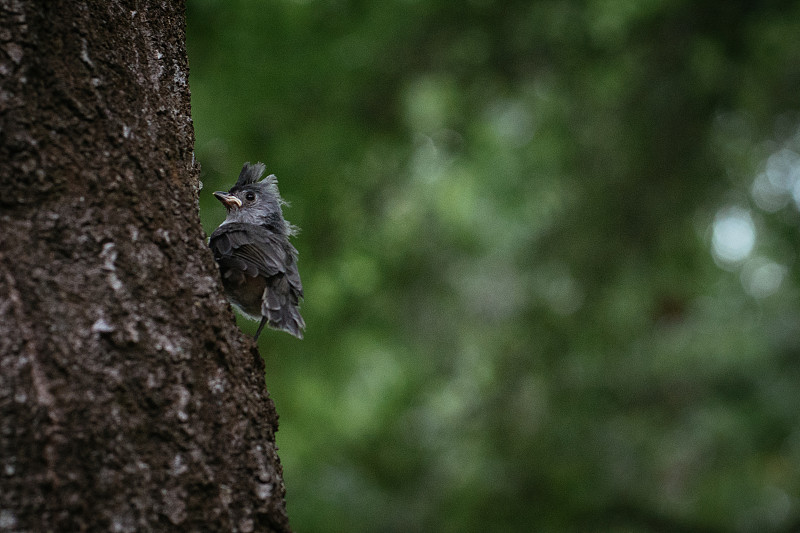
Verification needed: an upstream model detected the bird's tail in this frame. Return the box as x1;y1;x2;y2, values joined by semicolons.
260;277;305;340
269;305;305;339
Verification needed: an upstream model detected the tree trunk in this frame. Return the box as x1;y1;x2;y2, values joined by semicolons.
0;1;291;531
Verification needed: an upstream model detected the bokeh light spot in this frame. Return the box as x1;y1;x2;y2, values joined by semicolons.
741;258;787;299
711;207;756;265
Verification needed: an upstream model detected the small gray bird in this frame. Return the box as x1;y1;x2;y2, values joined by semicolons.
209;162;305;340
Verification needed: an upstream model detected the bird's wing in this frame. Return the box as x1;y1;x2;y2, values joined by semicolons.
284;254;303;297
209;223;289;278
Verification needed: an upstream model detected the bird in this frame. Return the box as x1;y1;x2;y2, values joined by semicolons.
209;162;305;340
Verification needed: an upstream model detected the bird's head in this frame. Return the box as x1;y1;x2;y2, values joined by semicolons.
213;162;294;234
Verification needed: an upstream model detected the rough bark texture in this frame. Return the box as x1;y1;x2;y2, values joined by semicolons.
0;1;291;531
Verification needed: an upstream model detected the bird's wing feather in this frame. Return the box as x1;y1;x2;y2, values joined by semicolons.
209;223;289;278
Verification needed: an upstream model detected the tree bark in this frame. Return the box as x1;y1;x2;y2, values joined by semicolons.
0;1;291;531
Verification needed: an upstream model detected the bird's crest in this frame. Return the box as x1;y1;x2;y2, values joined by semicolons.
234;162;267;188
231;161;281;198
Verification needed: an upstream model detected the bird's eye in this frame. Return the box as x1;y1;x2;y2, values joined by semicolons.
245;192;256;202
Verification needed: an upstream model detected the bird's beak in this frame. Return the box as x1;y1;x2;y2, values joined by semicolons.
213;191;242;209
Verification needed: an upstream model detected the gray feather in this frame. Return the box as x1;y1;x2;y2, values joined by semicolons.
235;162;267;188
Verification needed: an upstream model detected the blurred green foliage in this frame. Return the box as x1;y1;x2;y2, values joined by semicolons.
187;1;800;531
